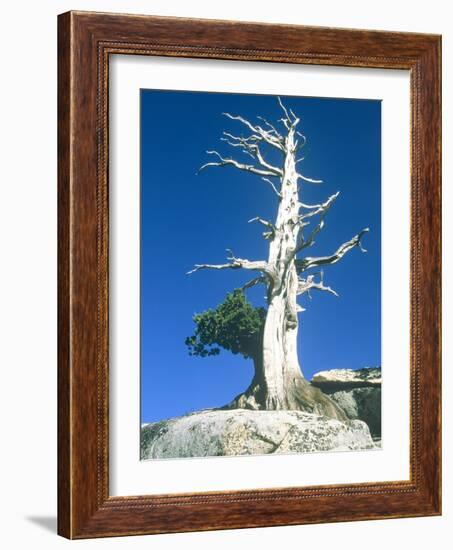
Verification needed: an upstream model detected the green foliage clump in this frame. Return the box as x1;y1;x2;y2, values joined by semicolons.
185;290;266;360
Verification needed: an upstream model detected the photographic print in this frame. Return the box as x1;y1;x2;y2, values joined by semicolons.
58;14;441;537
140;90;382;460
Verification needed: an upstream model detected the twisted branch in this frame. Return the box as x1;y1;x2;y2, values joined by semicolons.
296;228;369;272
198;150;281;178
294;192;340;254
240;275;267;291
299;192;340;221
248;216;277;240
297;271;338;298
187;249;276;281
222;112;285;151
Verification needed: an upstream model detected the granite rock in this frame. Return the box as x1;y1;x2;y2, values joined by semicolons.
141;409;375;460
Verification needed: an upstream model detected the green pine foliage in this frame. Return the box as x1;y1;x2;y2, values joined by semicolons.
185;290;266;360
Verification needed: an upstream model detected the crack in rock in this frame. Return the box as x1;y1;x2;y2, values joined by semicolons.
141;409;375;460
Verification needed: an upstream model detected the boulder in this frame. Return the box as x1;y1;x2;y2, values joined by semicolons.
328;388;381;438
141;409;375;460
311;368;381;438
311;367;381;391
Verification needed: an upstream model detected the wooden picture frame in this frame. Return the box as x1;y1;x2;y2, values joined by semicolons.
58;10;441;539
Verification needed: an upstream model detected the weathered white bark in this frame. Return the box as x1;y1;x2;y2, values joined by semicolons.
190;99;368;419
260;118;304;409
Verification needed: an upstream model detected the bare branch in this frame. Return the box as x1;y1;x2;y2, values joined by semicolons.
297;271;339;298
219;140;255;162
197;150;280;178
295;218;325;254
298;198;332;209
296;131;307;142
296;172;323;184
187;262;237;275
296;228;370;272
240;275;267;291
219;131;283;176
278;117;290;131
222;132;258;144
261;177;282;198
248;216;275;230
256;116;280;135
277;96;292;122
223;112;284;151
289;107;298;120
277;97;300;128
299;192;340;221
187;250;275;280
291;192;340;258
249;216;277;240
253;144;283;176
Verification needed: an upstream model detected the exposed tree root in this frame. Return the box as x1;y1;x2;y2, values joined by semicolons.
221;376;347;421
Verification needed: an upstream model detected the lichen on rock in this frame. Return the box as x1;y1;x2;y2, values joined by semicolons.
140;409;375;460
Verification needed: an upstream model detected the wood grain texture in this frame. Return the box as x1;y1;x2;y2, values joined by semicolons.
57;10;442;539
57;11;72;538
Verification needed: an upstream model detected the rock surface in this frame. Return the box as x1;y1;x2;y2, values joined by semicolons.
141;409;375;460
311;367;381;391
311;368;381;438
328;388;381;437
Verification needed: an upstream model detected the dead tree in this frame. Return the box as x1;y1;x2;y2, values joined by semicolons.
188;99;368;419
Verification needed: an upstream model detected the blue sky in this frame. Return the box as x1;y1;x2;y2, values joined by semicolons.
140;90;381;423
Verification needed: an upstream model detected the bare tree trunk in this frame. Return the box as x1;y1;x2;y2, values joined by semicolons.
259;125;346;418
261;123;301;407
223;122;346;419
223;331;346;420
191;99;368;420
